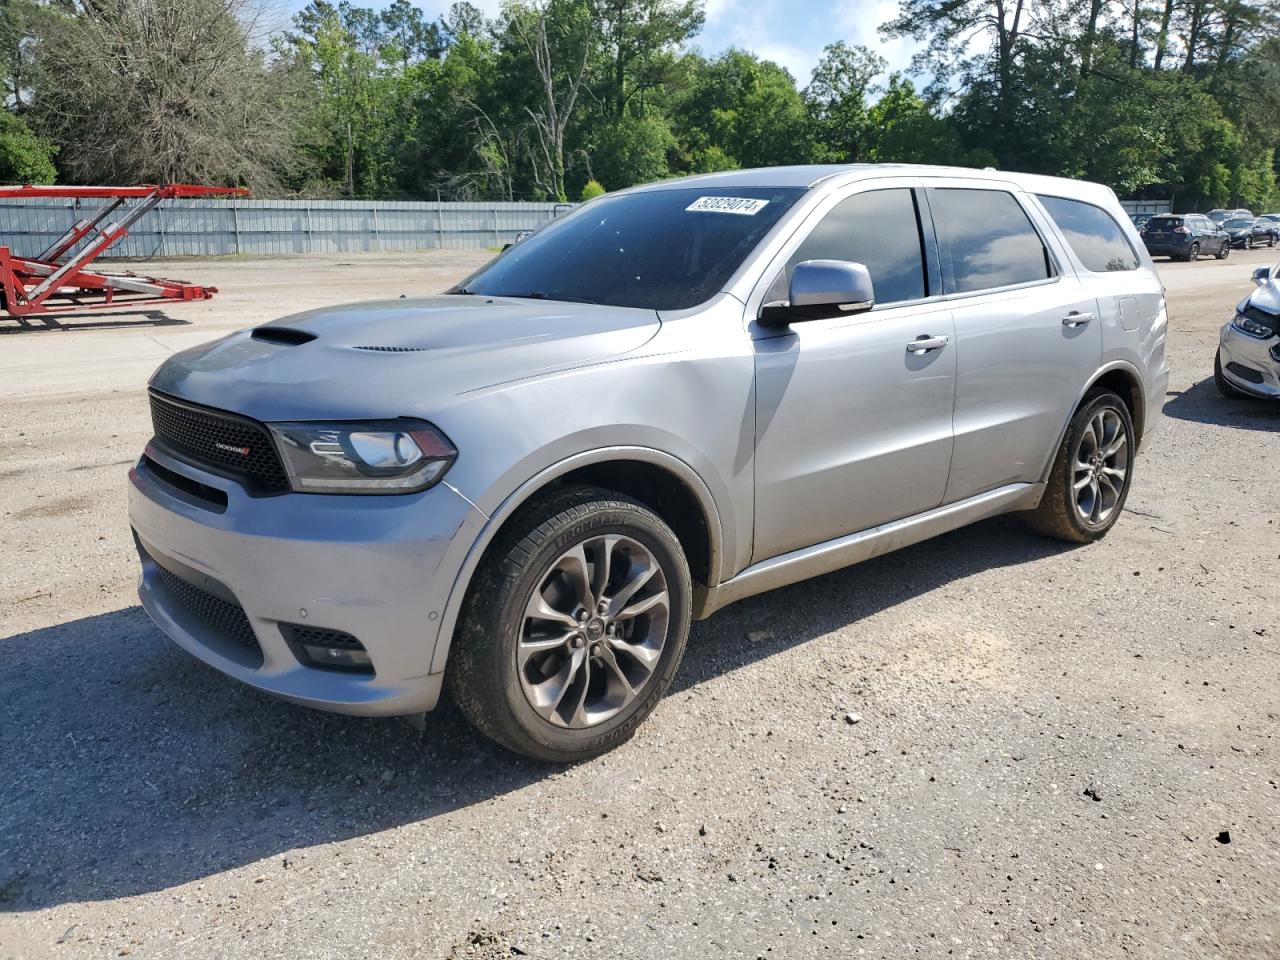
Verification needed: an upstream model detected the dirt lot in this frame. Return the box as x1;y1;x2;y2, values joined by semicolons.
2;248;1278;960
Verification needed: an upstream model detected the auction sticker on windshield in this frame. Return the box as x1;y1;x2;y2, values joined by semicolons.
686;196;770;215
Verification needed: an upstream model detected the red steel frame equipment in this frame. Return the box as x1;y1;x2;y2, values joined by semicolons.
0;183;248;317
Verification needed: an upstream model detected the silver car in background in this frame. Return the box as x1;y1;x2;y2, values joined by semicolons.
129;165;1170;761
1216;261;1280;398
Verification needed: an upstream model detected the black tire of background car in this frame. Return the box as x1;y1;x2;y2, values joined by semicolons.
1217;242;1230;259
1186;242;1200;262
447;485;692;763
1024;390;1135;545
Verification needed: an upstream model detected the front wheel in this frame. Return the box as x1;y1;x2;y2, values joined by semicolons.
1025;391;1135;544
1217;242;1231;260
448;486;692;762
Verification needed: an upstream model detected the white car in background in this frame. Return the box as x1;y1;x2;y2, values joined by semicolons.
1216;262;1280;399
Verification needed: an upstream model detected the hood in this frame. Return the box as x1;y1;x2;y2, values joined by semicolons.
1244;276;1280;316
150;295;661;421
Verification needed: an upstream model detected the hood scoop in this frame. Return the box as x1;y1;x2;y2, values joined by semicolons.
251;326;317;346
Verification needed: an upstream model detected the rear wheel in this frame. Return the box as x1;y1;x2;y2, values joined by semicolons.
1025;391;1134;544
1214;350;1244;399
1186;242;1200;262
448;486;692;762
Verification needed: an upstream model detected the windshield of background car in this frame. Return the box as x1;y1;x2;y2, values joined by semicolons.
453;187;807;310
1225;219;1254;228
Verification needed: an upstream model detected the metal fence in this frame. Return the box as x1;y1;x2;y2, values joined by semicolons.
0;198;575;259
1120;199;1173;216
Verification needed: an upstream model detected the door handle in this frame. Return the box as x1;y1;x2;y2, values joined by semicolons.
907;335;950;355
1062;311;1094;327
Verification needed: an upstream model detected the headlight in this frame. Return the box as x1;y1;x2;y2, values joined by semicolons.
1232;311;1276;339
269;419;457;494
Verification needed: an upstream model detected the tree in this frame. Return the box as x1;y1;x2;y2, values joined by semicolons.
507;0;595;201
31;0;300;189
805;42;885;162
589;0;701;122
590;111;672;187
0;108;55;182
675;49;810;171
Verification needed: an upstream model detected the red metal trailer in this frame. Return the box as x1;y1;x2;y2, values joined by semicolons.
0;183;249;317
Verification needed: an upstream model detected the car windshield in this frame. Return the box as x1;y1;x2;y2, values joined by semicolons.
452;187;806;311
1226;219;1254;228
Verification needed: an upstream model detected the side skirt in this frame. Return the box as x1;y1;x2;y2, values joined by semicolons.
693;482;1044;618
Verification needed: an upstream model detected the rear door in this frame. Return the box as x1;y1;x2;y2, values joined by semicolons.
926;184;1103;503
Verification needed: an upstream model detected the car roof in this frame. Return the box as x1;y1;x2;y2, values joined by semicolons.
622;163;1120;204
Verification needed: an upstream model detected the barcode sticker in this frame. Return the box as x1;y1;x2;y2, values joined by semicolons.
685;196;769;215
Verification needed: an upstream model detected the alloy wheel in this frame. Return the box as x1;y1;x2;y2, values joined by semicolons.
518;534;670;729
1073;408;1129;526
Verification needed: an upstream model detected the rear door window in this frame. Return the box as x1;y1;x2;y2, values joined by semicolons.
1037;195;1140;272
780;188;928;305
931;188;1054;293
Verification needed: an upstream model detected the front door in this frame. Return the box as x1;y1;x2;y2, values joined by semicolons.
751;186;957;563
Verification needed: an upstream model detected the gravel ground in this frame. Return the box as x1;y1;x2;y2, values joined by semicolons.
1;248;1278;960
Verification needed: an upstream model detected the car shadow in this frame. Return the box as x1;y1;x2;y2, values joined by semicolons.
0;310;187;334
0;515;1068;911
1163;376;1280;431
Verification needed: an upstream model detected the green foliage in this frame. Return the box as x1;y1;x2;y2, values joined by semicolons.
581;177;605;199
805;42;885;162
0;109;55;183
8;0;1275;206
591;113;673;188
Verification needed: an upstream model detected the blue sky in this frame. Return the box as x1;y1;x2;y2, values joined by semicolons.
277;0;920;88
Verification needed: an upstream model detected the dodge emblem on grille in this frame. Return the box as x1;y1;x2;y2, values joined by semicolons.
215;442;251;456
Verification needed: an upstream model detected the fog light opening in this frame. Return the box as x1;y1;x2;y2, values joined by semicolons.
281;623;374;674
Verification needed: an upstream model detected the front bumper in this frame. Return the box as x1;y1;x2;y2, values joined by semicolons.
128;443;486;715
1218;322;1280;399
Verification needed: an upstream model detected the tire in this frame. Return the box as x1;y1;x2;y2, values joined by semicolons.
1217;242;1230;260
1214;350;1244;399
1245;237;1253;250
1025;391;1135;544
447;485;692;763
1186;242;1200;262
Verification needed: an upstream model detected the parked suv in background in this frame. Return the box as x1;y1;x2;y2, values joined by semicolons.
129;165;1169;761
1208;208;1253;225
1142;214;1230;260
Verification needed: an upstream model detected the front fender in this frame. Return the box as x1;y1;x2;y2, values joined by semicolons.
427;445;725;675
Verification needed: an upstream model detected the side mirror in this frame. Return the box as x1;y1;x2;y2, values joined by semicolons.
1253;265;1273;286
760;259;876;326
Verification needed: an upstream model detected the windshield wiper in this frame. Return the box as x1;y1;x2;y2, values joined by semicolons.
501;291;600;305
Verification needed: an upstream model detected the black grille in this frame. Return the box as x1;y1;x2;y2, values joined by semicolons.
155;566;263;660
281;624;365;650
149;392;289;494
1226;361;1264;384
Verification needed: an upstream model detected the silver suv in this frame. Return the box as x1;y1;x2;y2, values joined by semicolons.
129;165;1170;761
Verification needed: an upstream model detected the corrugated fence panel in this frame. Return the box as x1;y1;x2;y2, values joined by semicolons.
0;198;571;259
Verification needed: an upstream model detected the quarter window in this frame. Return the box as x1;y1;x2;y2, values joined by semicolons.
932;188;1054;293
1037;195;1139;273
779;188;928;306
